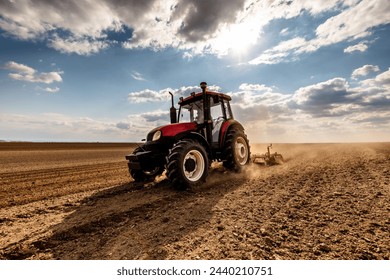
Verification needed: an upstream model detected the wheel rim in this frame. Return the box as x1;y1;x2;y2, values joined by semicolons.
234;136;249;165
183;149;205;182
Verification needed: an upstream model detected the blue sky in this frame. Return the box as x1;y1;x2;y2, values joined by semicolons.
0;0;389;142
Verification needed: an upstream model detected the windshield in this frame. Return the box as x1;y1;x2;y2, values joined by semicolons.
178;96;226;124
178;100;203;123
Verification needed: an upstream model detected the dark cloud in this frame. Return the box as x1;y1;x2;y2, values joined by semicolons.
172;0;246;42
140;112;169;122
291;78;360;117
360;93;390;111
352;115;390;125
295;78;351;105
116;122;131;130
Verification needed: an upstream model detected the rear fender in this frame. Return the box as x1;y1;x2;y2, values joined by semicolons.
219;120;244;146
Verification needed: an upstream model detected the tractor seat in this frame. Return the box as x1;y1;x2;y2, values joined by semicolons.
212;117;224;142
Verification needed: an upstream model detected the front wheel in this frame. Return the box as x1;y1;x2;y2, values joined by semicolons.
166;139;209;189
130;166;163;182
128;147;163;182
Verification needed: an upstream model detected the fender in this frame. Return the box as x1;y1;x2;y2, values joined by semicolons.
219;119;244;147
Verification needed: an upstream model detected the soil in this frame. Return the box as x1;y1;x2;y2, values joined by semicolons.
0;142;389;260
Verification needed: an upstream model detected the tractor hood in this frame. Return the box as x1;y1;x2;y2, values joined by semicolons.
147;122;197;141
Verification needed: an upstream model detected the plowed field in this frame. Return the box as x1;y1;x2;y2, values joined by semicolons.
0;142;389;260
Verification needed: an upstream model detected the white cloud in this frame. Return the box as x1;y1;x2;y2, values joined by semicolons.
344;43;368;53
128;85;221;103
36;72;63;84
0;14;48;40
280;28;289;36
226;83;293;129
359;68;390;88
4;61;63;84
49;35;110;55
351;65;380;80
315;0;390;46
239;83;274;93
249;37;309;65
4;61;35;74
42;86;60;93
128;89;168;103
248;51;289;65
131;71;146;81
182;52;194;60
373;68;390;86
232;83;290;109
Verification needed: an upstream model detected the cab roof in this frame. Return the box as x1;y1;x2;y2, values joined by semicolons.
178;91;231;106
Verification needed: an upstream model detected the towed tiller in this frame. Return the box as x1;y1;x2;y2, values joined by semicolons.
252;144;284;166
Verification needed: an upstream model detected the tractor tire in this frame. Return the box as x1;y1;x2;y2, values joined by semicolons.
222;129;250;171
128;147;163;182
130;167;163;182
166;139;209;190
130;169;146;182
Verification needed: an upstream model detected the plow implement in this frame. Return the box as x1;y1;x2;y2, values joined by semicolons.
251;144;284;166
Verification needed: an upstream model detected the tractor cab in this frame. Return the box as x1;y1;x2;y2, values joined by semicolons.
177;90;233;146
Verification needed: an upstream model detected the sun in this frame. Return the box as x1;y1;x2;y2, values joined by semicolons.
213;21;258;57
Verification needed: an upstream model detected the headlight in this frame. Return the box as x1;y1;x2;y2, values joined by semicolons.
152;130;161;141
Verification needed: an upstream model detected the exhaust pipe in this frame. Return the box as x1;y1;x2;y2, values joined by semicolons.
169;91;177;123
200;82;212;144
200;81;208;123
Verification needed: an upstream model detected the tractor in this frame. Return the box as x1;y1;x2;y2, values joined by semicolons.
125;82;251;189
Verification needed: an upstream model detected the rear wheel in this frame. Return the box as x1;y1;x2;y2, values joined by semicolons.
166;139;209;189
222;129;250;171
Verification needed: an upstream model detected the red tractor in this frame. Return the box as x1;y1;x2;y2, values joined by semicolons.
125;82;250;189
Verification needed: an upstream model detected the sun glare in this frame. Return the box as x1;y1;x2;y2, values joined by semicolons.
214;21;258;58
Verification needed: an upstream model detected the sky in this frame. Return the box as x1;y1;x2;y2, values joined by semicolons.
0;0;389;143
